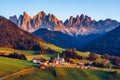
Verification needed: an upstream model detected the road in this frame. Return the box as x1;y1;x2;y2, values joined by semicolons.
0;67;34;80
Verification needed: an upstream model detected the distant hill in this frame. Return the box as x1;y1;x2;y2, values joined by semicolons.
0;16;43;50
80;26;120;56
33;28;80;48
33;28;104;49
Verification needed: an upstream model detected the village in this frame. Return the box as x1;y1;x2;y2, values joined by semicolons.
32;53;96;69
0;48;114;70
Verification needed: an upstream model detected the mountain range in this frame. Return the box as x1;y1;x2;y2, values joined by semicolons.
9;11;120;36
9;11;67;34
2;11;120;56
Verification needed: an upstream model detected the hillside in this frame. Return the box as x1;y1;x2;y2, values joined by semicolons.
0;16;43;50
0;56;38;77
33;28;80;48
0;51;120;80
33;28;105;49
80;26;120;56
0;54;120;80
0;42;64;60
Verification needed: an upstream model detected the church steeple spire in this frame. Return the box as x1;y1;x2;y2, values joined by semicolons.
57;53;60;60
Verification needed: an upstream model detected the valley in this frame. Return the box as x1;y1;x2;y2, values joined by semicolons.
0;1;120;79
9;11;120;56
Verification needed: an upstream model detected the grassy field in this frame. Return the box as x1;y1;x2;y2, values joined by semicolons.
39;42;90;57
0;47;56;60
0;56;120;80
0;47;38;55
4;67;120;80
70;58;88;64
0;46;90;60
39;42;64;52
77;51;90;57
0;56;38;77
0;42;62;60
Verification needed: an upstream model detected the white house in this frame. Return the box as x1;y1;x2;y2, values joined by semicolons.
32;58;41;64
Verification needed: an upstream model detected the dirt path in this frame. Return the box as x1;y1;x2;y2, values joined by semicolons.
0;67;34;80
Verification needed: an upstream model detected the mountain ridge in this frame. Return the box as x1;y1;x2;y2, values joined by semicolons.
9;11;120;36
33;28;80;48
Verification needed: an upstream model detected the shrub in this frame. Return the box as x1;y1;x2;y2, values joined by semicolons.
92;61;110;68
89;53;98;60
101;54;110;60
8;52;27;60
110;56;120;66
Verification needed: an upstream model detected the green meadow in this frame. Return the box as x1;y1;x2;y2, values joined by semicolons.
0;56;38;77
4;67;120;80
0;56;120;80
0;44;89;61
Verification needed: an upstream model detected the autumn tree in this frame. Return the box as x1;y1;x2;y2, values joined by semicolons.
101;54;110;60
89;53;98;60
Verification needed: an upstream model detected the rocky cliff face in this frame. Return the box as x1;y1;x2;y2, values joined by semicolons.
64;14;119;36
9;15;18;24
9;11;120;36
10;11;67;33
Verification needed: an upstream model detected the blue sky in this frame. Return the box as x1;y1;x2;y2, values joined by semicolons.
0;0;120;21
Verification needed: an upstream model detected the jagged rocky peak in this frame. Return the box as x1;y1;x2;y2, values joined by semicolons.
76;15;80;20
69;16;74;21
69;16;74;23
75;15;81;25
9;15;17;20
64;14;90;26
47;13;58;23
84;15;91;23
65;16;74;26
104;19;112;25
10;15;17;19
64;19;69;26
64;14;119;36
33;11;46;20
19;12;33;31
9;15;18;24
13;11;65;32
9;11;120;36
80;14;84;22
37;11;46;18
23;11;28;16
18;15;23;27
23;11;31;20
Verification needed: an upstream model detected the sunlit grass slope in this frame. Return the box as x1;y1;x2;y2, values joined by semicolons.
0;42;90;60
4;67;120;80
0;56;38;77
